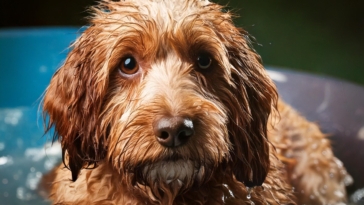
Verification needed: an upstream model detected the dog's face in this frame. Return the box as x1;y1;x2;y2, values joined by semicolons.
44;0;277;199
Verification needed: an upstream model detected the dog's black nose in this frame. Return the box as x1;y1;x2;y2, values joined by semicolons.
154;116;194;147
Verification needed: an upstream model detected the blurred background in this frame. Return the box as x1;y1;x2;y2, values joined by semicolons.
0;0;363;84
1;1;364;204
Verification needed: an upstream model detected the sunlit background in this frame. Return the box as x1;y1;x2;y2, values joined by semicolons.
1;0;363;84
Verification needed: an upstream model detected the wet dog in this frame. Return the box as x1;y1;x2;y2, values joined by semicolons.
42;0;351;204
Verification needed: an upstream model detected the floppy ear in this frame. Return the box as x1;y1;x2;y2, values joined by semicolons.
43;27;110;181
217;18;278;187
227;58;277;188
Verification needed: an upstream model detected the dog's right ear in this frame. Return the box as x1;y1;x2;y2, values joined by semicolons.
43;28;110;181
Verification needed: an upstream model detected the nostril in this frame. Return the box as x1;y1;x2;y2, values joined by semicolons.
160;131;170;140
175;125;194;146
179;131;187;138
178;128;193;139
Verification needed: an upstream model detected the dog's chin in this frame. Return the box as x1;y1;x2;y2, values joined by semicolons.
136;159;210;193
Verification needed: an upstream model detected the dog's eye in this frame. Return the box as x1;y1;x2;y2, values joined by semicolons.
119;56;139;75
197;54;212;69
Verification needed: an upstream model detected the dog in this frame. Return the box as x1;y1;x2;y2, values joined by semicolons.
42;0;352;204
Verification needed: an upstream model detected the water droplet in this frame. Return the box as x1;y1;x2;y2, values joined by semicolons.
247;187;252;200
285;151;293;158
310;194;315;199
334;190;344;198
16;187;34;201
329;172;335;178
39;65;48;73
320;186;327;194
334;158;343;168
26;172;43;190
4;109;23;125
357;126;364;140
311;143;318;150
350;188;364;203
321;149;330;157
13;174;20;180
0;156;13;166
343;175;353;186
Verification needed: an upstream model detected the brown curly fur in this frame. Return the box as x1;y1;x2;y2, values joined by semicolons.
42;0;351;204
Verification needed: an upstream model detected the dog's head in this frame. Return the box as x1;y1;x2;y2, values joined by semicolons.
43;0;277;199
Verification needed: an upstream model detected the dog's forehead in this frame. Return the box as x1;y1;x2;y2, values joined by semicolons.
93;0;230;60
105;0;213;29
154;0;207;19
128;0;210;15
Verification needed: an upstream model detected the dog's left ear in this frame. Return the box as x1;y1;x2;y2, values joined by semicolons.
218;20;278;187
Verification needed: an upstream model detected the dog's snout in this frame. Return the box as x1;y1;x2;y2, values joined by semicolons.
154;116;194;147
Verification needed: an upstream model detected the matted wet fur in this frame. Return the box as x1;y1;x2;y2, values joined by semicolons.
41;0;352;204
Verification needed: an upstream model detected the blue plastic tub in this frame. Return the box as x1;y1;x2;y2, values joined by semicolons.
0;28;79;205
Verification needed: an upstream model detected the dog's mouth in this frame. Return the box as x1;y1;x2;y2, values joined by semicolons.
162;152;188;161
126;159;211;202
143;159;202;181
132;158;210;190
